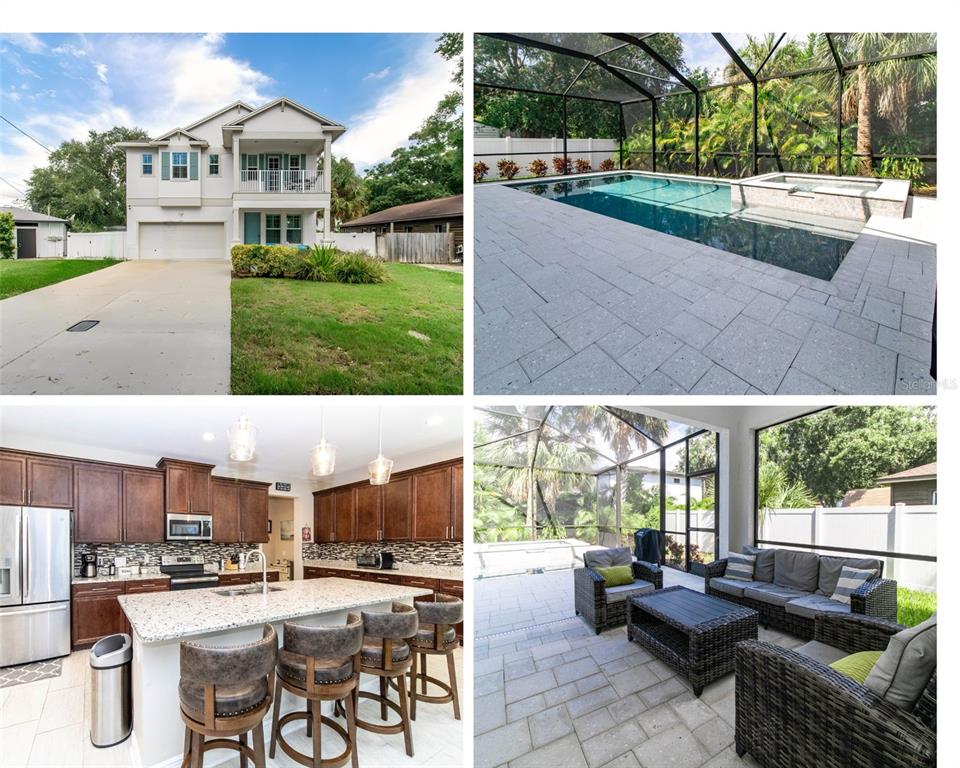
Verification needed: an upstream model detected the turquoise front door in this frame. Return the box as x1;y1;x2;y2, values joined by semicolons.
243;212;260;244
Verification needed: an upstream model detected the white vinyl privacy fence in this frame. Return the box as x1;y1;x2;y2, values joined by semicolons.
760;505;936;591
67;231;126;259
475;137;619;180
331;232;376;254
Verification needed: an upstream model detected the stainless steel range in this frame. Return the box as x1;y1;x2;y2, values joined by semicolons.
159;555;218;591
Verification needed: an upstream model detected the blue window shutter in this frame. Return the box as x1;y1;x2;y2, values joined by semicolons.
258;153;264;170
300;154;306;170
161;152;170;180
189;152;199;180
241;153;247;169
282;154;289;171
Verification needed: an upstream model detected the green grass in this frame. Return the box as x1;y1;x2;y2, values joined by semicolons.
897;586;936;627
0;258;121;300
231;263;462;394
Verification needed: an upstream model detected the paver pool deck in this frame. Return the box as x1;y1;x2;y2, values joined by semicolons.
474;183;936;395
0;260;230;394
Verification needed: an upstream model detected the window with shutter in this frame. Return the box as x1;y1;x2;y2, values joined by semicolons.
161;152;170;180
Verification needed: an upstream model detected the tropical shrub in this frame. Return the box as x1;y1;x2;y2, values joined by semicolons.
574;158;592;173
528;158;548;177
333;251;388;284
0;212;14;258
598;159;616;172
877;137;926;184
552;156;572;175
497;159;520;180
296;244;339;282
473;161;489;183
230;244;386;284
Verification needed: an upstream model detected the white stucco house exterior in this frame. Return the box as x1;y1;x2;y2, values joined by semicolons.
118;97;344;260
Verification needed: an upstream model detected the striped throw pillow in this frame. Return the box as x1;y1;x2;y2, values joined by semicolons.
726;552;756;581
830;565;878;605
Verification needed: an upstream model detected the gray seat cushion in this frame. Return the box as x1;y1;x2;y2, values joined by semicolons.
794;640;848;667
709;577;768;598
278;649;354;685
865;613;937;711
604;581;654;603
409;624;457;649
743;583;811;607
584;547;633;569
361;637;410;668
817;556;882;596
742;546;775;583
784;594;852;620
773;549;820;592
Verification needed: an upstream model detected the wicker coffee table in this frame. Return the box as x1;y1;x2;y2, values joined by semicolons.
627;586;758;696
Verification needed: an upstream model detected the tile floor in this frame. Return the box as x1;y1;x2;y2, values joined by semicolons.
0;647;462;768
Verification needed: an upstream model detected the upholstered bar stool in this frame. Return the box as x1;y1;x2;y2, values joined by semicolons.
353;603;418;756
270;614;363;768
179;624;278;768
408;593;462;721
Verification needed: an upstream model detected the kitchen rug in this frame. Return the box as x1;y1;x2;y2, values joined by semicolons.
0;658;62;688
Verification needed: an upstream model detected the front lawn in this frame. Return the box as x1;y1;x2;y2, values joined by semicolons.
231;263;462;394
897;586;936;627
0;258;121;300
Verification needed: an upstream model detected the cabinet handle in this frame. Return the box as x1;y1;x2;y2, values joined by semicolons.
27;488;31;504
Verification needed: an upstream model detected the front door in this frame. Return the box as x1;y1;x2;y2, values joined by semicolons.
243;212;261;245
266;155;281;192
16;228;37;259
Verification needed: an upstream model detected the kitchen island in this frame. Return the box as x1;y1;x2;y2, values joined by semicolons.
118;577;432;768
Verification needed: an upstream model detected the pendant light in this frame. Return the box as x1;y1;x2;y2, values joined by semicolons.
310;409;336;476
368;408;394;485
228;415;257;461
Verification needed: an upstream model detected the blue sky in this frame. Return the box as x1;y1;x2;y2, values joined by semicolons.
0;33;454;205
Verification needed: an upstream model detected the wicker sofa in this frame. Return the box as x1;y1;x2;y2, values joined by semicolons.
735;613;936;768
704;547;897;640
574;547;663;634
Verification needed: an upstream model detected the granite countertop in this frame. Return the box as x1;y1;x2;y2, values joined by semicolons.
118;578;432;643
72;573;170;585
303;559;463;581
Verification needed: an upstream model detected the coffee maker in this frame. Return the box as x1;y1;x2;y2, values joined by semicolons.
81;553;97;578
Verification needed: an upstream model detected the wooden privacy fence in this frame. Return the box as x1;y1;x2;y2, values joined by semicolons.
376;232;454;264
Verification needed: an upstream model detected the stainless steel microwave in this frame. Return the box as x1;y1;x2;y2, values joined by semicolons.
165;513;213;541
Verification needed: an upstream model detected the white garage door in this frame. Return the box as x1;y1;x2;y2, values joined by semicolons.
139;223;225;260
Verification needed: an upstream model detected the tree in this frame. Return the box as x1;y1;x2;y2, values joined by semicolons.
0;212;15;258
756;462;817;532
330;157;368;225
26;126;150;232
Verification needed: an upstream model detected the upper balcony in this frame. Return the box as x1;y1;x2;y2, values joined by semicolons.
239;169;324;194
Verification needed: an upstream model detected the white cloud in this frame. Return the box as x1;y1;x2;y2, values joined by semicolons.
336;42;455;169
95;63;109;83
2;34;46;54
364;66;391;81
51;43;87;57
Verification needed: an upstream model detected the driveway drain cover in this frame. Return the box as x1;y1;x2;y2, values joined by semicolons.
67;320;99;332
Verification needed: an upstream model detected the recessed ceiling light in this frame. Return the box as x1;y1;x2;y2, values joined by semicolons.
202;432;215;442
426;416;444;426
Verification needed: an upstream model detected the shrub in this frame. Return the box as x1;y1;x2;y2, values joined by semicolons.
497;159;520;180
473;161;489;183
551;156;571;175
231;243;387;284
231;244;303;277
296;244;339;282
528;159;548;177
0;212;14;259
334;251;388;284
575;158;592;174
598;158;616;172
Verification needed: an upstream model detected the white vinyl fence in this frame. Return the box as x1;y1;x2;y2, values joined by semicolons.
67;231;126;259
332;232;376;254
760;505;937;591
475;137;619;180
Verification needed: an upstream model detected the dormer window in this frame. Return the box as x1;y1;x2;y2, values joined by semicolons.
142;154;153;175
171;152;188;180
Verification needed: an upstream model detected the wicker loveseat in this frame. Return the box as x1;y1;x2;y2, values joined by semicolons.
574;547;663;634
704;547;897;640
735;613;936;768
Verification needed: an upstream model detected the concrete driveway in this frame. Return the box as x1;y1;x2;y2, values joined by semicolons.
0;261;230;394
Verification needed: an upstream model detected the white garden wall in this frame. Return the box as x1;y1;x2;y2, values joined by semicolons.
332;231;376;254
475;137;619;180
66;231;127;259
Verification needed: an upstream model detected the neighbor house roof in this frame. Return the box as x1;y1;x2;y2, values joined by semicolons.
341;195;464;228
877;462;937;484
0;206;68;224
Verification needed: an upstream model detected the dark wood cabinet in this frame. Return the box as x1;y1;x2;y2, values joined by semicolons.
72;583;125;648
412;466;453;541
218;571;279;586
0;452;26;505
313;492;335;543
158;458;212;515
382;476;412;541
211;480;241;543
451;463;463;541
355;484;382;542
334;488;356;542
210;479;268;544
26;455;74;508
239;482;269;543
121;469;164;543
74;463;123;543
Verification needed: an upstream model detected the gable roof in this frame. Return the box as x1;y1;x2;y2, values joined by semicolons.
185;100;255;131
222;97;345;137
877;462;937;484
342;195;463;228
0;206;68;224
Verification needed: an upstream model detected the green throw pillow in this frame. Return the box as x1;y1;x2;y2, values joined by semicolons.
830;650;884;684
595;565;634;587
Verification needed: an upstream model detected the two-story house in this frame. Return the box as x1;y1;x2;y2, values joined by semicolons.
119;97;345;260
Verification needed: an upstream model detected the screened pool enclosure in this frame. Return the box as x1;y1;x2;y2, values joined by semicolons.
474;406;719;574
475;33;937;190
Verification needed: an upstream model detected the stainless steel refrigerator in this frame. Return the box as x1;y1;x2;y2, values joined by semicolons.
0;506;72;667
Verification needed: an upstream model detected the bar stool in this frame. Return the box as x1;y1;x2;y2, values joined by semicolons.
408;593;462;721
270;614;363;768
179;624;278;768
354;603;418;756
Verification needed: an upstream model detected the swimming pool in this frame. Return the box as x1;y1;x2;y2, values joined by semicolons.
510;173;855;281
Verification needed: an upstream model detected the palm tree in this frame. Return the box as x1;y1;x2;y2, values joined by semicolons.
756;462;817;535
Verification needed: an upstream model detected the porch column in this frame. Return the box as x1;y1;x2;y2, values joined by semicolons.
231;207;240;247
322;135;332;192
232;134;240;194
322;208;331;242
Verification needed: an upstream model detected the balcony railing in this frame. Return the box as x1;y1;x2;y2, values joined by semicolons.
238;169;323;193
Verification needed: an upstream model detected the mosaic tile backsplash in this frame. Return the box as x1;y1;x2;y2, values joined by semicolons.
72;542;261;575
302;540;462;566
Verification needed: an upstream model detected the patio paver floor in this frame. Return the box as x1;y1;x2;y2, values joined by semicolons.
474;184;936;395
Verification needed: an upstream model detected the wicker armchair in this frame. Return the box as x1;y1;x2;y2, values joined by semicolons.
735;614;936;768
574;559;662;634
704;557;897;640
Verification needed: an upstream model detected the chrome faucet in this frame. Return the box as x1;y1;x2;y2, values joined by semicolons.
245;549;268;594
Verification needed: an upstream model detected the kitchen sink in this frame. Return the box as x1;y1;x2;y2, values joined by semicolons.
213;585;283;597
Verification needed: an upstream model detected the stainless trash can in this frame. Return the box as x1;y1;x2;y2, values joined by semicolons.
89;633;132;747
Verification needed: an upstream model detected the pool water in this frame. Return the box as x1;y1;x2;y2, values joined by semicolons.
511;174;854;281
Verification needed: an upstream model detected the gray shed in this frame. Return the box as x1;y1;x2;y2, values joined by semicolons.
1;206;69;258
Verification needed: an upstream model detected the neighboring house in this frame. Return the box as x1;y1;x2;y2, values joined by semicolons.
628;465;703;503
474;121;501;138
339;194;464;253
118;98;345;260
841;461;937;507
1;207;68;258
